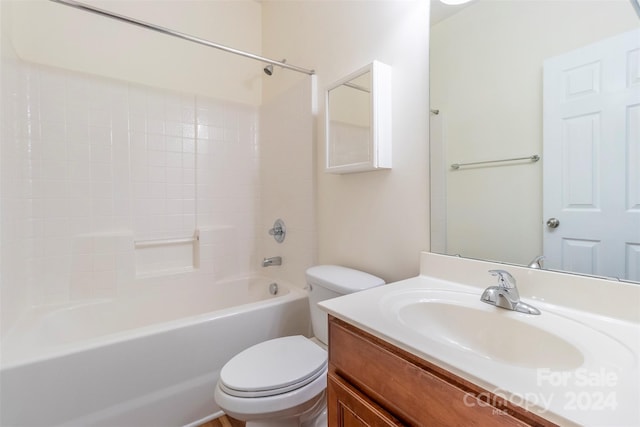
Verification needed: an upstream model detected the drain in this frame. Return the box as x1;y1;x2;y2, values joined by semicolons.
268;282;279;295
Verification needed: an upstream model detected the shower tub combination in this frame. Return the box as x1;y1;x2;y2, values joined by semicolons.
0;276;310;427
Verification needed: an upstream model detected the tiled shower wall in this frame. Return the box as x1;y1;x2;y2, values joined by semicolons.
1;57;261;326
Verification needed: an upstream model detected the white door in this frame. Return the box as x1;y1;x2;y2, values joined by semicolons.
543;29;640;281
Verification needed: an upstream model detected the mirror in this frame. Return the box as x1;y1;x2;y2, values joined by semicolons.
429;0;640;283
326;61;392;174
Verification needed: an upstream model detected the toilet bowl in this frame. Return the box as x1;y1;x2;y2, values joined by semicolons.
214;265;385;427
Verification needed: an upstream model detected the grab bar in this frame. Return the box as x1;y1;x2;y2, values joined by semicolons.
451;154;540;170
134;231;199;248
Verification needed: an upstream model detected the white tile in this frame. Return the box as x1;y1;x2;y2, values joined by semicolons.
166;199;182;215
92;271;116;296
68;181;92;201
42;140;67;162
70;217;93;235
146;118;164;134
66;122;90;142
92;215;115;232
44;218;70;237
147;199;166;216
166;184;183;200
129;131;146;148
92;181;112;199
91;139;113;161
69;271;94;300
92;198;114;217
147;149;166;167
42;160;68;180
88;108;111;128
183;138;196;153
166;152;182;168
182;168;195;185
93;253;116;272
67;143;91;162
93;236;117;254
72;254;94;272
162;137;180;154
183;152;195;169
91;162;114;183
44;198;70;218
165;121;184;137
147;136;165;152
89;126;112;146
182;199;196;215
73;236;94;253
148;182;166;199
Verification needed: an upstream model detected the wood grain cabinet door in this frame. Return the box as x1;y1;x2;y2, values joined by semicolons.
328;373;403;427
328;317;555;427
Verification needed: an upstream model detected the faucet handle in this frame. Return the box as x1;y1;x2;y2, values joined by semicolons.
528;255;545;269
488;269;516;289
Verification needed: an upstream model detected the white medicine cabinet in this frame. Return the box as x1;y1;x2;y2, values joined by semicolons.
325;61;392;174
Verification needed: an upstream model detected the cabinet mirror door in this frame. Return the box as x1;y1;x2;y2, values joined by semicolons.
326;61;391;174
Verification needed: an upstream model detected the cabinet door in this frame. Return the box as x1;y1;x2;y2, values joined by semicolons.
328;373;403;427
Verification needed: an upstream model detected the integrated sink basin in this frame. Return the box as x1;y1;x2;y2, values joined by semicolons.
398;299;583;369
380;289;635;371
320;255;640;427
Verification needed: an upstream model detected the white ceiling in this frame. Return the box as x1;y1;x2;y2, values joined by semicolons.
430;0;476;26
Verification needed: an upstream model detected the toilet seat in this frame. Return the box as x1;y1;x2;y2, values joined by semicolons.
219;335;328;398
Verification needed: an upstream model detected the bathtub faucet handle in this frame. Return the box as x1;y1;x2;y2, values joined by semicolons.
268;219;286;243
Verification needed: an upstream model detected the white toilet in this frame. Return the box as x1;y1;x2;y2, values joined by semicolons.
214;265;385;427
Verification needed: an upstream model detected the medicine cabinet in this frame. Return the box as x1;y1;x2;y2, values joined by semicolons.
325;61;392;174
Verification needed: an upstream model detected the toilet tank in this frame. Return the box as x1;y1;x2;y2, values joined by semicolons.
305;265;385;345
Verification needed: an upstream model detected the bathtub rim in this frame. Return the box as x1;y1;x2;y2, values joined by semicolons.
1;276;308;370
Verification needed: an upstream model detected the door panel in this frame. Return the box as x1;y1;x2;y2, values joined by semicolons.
543;29;640;280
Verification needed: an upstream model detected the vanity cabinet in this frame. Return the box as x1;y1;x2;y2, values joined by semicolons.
327;316;557;427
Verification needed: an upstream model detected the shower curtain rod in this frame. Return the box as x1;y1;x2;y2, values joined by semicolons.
49;0;316;76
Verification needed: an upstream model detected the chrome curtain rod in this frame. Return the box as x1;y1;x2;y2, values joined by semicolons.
49;0;316;76
451;154;540;170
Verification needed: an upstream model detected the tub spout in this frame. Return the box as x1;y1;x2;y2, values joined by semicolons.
262;256;282;267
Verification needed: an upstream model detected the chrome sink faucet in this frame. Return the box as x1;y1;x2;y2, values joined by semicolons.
480;269;541;315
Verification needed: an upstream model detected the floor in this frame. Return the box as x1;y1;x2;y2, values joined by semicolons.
199;415;245;427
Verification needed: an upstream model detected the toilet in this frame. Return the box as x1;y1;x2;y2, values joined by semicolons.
213;265;385;427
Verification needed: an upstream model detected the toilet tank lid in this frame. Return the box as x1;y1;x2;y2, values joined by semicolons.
305;265;385;294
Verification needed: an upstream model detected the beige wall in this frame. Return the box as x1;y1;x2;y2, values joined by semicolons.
3;0;431;286
5;0;263;105
431;0;638;266
262;1;431;283
259;78;317;288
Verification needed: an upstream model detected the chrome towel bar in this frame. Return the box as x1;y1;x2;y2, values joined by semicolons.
451;154;540;170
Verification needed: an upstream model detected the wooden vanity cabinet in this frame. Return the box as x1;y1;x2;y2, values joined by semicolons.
327;316;556;427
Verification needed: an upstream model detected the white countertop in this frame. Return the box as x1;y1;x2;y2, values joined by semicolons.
320;258;640;427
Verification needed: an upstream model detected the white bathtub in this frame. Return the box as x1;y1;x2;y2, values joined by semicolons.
0;276;310;427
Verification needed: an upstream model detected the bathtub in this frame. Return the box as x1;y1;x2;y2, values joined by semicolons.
0;276;310;427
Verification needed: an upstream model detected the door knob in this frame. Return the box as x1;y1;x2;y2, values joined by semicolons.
546;218;560;229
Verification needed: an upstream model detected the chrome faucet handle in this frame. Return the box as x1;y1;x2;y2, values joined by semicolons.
268;219;286;243
488;269;516;289
483;269;541;315
528;255;545;269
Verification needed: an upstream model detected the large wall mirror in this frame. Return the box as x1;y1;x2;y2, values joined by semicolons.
429;0;640;283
